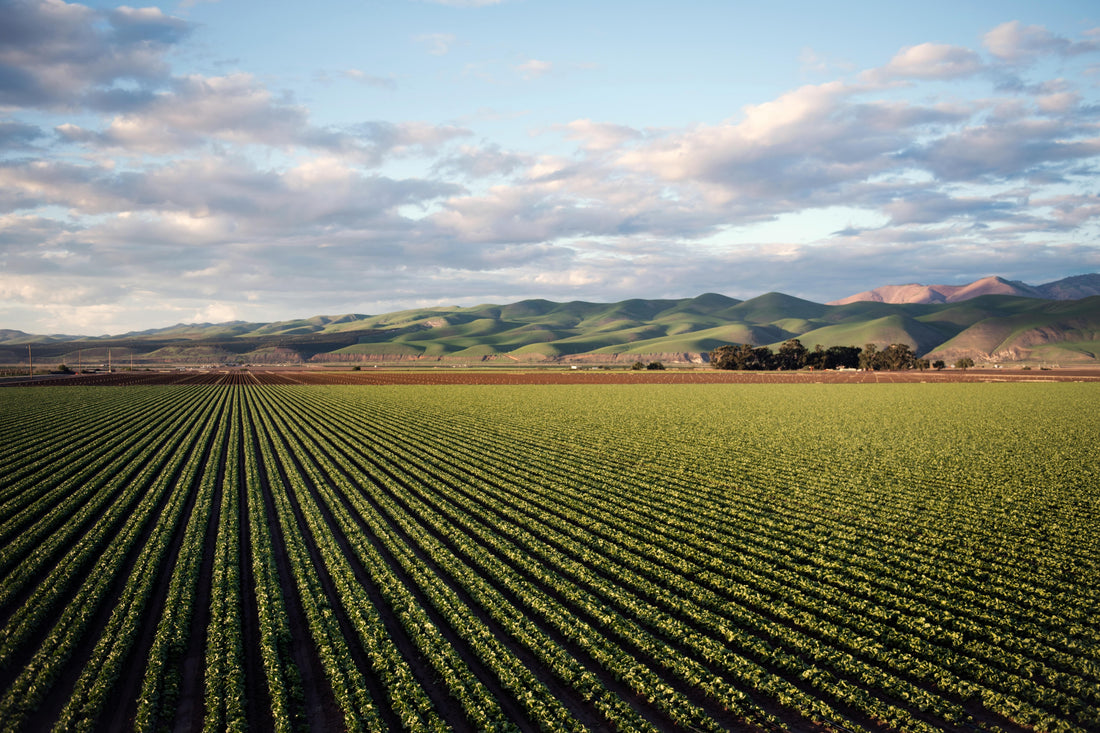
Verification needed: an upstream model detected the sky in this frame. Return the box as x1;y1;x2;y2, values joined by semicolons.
2;0;1099;335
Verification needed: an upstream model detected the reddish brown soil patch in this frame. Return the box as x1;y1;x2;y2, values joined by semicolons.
6;367;1099;387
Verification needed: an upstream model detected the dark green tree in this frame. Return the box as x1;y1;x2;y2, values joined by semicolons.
708;346;737;370
823;345;861;369
859;343;879;370
747;345;776;370
709;343;774;370
805;344;826;370
776;339;808;370
712;343;859;370
880;343;916;370
858;343;917;370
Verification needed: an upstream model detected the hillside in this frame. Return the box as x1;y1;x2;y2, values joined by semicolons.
4;291;1099;366
829;274;1100;305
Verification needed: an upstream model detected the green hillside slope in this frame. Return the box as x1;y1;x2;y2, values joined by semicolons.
6;293;1098;366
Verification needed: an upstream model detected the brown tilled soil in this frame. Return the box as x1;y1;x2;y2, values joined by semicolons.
5;367;1099;387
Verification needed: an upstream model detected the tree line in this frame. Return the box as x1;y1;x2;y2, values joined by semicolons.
709;340;968;371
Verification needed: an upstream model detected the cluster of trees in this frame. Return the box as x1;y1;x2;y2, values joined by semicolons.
710;341;861;371
709;340;967;371
631;361;666;370
858;343;921;371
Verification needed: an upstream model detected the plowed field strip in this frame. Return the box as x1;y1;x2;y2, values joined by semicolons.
7;367;1100;388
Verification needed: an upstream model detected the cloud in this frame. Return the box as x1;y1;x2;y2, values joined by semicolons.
51;73;470;162
516;59;552;79
415;33;456;56
0;0;191;109
612;81;909;212
4;8;1100;334
191;302;238;323
427;153;728;246
432;144;530;178
560;119;641;152
798;47;855;76
350;121;473;165
0;119;45;148
881;191;1017;226
901;119;1100;181
984;21;1100;63
57;73;317;152
106;5;191;45
341;69;397;89
0;158;126;214
870;43;984;81
0;154;461;233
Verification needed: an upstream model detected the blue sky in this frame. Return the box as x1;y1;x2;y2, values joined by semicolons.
2;0;1099;334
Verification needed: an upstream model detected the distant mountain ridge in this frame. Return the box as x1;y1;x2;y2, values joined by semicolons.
4;281;1099;366
828;274;1100;305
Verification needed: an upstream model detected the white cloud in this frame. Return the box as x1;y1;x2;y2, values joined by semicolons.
51;73;471;163
560;119;641;152
191;302;239;323
1036;90;1079;114
871;43;984;81
433;144;529;178
84;73;315;152
984;21;1100;63
516;59;553;79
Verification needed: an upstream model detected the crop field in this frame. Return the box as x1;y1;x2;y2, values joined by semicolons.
0;383;1097;732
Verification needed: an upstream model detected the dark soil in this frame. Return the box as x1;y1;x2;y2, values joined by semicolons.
7;366;1099;387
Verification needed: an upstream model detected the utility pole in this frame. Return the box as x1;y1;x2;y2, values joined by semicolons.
27;344;32;377
108;348;112;373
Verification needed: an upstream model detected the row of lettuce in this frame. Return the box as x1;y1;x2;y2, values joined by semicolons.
0;384;1096;731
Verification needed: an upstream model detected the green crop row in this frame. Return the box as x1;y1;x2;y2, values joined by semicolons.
0;383;1095;732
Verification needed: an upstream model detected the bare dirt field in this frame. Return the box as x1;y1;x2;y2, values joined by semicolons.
5;366;1099;387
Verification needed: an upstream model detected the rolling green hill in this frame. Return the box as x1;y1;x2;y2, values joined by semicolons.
4;293;1099;366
